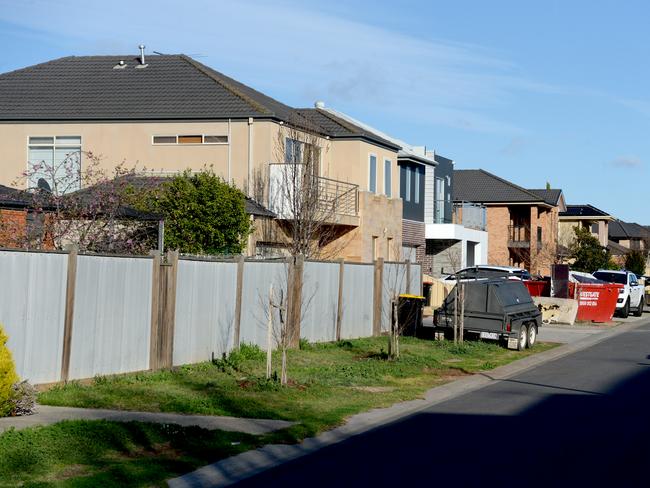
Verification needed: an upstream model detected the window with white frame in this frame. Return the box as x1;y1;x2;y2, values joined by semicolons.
152;134;229;145
285;138;320;174
28;136;81;194
369;154;377;193
384;159;392;197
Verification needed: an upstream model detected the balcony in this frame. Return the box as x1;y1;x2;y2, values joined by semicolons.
452;202;487;231
268;163;359;225
508;224;531;248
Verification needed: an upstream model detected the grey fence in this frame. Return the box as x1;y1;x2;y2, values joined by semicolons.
0;250;421;385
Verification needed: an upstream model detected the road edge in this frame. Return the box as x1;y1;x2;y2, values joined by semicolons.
168;317;649;488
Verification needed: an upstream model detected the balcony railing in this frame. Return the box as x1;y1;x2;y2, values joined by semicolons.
508;224;531;248
268;163;359;220
452;202;487;231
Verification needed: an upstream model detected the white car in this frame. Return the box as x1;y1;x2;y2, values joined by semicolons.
443;265;532;282
592;270;644;318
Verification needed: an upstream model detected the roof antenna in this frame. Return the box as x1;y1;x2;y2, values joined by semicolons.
136;44;148;68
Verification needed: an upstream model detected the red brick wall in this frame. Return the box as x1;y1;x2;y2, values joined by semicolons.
0;209;27;247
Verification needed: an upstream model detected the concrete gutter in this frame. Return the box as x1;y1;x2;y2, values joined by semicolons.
169;316;649;488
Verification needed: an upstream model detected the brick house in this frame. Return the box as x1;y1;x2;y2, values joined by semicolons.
453;169;565;275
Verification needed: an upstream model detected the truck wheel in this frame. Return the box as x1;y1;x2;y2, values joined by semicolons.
620;298;630;319
635;298;644;317
527;325;537;348
517;325;528;351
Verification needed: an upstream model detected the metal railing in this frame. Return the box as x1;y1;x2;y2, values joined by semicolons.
268;163;359;219
452;202;487;231
508;224;531;247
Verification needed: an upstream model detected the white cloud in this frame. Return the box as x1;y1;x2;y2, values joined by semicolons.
0;0;556;134
610;156;642;169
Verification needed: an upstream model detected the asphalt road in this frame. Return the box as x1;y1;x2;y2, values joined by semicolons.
233;317;650;488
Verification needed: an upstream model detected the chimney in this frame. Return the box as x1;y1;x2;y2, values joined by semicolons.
314;100;325;109
136;44;148;68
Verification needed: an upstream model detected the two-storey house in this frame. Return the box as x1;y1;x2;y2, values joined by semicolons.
453;169;565;275
0;52;403;261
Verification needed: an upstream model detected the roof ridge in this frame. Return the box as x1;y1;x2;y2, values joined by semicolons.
179;55;272;116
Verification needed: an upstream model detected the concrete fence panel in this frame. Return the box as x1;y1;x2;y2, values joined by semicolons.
68;255;152;380
301;261;339;343
0;251;68;384
173;259;238;365
340;263;374;339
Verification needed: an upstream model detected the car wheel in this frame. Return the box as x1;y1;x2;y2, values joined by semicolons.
620;298;630;319
635;297;644;317
527;324;537;348
517;325;528;351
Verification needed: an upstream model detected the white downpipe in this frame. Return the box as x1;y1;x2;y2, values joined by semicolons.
247;117;254;195
227;118;232;182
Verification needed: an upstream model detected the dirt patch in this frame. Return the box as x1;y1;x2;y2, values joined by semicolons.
442;358;463;364
351;386;396;393
52;464;91;481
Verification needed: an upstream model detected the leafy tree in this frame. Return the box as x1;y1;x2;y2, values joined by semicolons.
570;226;617;272
137;168;251;255
625;250;647;276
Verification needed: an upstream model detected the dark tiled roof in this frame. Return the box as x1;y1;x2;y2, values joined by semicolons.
434;154;453;165
609;219;650;240
0;55;282;120
528;189;563;206
295;108;400;150
0;184;31;208
560;204;611;218
608;240;630;256
245;198;276;218
453;169;545;204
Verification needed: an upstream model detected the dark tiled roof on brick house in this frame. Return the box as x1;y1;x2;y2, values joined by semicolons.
453;169;546;204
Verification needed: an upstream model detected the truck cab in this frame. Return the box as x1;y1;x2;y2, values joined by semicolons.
592;270;644;318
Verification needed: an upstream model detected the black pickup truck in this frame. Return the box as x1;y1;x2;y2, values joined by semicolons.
433;279;542;350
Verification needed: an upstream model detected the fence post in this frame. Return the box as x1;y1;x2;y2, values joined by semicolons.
233;255;245;350
335;258;345;341
160;250;179;368
372;258;384;336
60;245;78;382
287;254;304;348
148;251;161;370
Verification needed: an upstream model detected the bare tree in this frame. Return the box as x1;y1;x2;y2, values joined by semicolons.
3;152;157;254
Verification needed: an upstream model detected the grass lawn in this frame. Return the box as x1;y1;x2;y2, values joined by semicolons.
3;337;556;486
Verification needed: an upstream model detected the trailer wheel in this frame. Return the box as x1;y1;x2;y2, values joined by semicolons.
517;325;528;351
527;324;537;348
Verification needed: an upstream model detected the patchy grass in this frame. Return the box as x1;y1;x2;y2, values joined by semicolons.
8;337;556;486
0;420;261;488
40;337;556;440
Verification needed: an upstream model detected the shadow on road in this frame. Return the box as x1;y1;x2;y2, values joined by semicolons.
233;356;650;488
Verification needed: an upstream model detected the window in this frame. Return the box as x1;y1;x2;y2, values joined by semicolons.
434;177;445;223
537;226;543;242
591;222;598;234
384;159;392;197
405;167;411;201
153;135;229;145
369;155;377;193
28;136;81;193
285;138;320;173
414;167;420;204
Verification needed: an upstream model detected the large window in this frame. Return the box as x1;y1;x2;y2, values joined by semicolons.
434;177;445;223
369;154;377;193
28;136;81;193
405;167;411;201
414;168;420;204
285;138;320;173
384;159;392;197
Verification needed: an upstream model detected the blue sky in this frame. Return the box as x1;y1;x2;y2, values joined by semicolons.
1;0;648;222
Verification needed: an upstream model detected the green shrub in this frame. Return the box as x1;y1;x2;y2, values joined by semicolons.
0;324;18;417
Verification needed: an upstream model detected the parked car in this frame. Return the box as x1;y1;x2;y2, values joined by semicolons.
443;265;532;282
592;270;644;318
433;279;542;350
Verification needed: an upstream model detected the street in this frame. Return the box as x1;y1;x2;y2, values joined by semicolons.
233;317;650;488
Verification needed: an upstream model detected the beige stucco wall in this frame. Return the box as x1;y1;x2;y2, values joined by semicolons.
559;218;609;248
0;119;402;262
